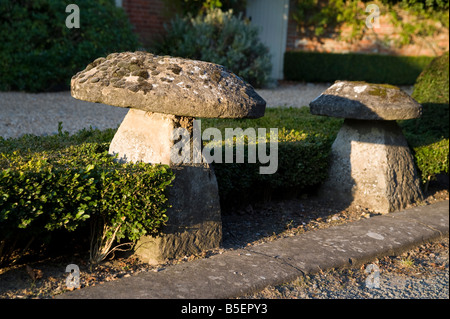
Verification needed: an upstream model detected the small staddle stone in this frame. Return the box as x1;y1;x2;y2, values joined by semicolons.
71;51;266;264
310;81;423;214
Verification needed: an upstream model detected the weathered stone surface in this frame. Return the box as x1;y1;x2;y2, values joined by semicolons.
319;119;423;213
135;165;222;265
71;51;266;119
310;81;422;120
109;109;222;264
109;108;195;165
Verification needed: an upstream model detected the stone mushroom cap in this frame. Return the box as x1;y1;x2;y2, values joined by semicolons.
309;80;422;120
71;51;266;119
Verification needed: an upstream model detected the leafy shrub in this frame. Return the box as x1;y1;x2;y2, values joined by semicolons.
284;51;433;85
152;8;272;88
413;139;449;184
400;51;449;186
161;0;247;16
201;107;343;209
291;0;449;44
0;128;174;266
0;0;139;92
411;51;449;106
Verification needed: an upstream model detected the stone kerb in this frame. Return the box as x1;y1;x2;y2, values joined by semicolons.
310;81;424;214
71;51;267;264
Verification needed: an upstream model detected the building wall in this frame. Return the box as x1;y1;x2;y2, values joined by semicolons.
286;0;449;57
121;0;168;47
247;0;289;80
120;0;448;56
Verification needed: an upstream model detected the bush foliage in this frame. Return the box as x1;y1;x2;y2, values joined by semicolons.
0;0;139;92
284;51;433;85
400;51;449;185
201;107;343;208
292;0;449;44
152;8;272;88
161;0;247;16
0;128;174;266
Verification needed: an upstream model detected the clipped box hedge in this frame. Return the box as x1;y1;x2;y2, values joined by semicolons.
1;103;448;265
284;51;433;85
201;107;343;209
0;128;174;266
400;52;449;187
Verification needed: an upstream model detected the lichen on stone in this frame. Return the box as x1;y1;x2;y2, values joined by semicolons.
71;51;266;118
368;86;388;98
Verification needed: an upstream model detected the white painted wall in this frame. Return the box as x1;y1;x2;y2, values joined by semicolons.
246;0;289;81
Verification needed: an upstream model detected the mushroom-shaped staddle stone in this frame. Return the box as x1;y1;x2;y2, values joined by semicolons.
72;51;267;166
71;51;266;119
70;52;268;265
310;80;422;120
309;81;423;214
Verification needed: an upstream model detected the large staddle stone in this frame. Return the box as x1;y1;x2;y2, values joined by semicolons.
71;51;266;119
310;81;423;213
72;52;266;264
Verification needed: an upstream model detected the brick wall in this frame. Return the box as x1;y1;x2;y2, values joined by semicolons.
286;0;449;57
122;0;168;47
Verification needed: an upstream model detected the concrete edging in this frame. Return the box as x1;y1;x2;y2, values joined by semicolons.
58;200;449;299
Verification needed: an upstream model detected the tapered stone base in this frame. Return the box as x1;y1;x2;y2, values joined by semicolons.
319;119;423;213
109;109;222;264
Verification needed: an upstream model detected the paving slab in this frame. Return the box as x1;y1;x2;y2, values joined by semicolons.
57;200;448;299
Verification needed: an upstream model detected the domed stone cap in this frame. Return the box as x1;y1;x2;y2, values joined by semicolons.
310;81;422;120
71;51;266;119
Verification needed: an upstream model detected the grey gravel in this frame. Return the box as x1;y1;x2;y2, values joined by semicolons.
256;82;414;109
0;83;414;139
0;91;128;139
241;237;449;299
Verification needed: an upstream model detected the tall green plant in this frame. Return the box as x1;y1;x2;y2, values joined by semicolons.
0;0;139;92
161;0;246;17
153;8;272;88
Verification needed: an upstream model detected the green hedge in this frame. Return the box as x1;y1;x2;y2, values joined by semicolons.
412;139;449;184
1;103;447;264
399;52;449;186
284;51;434;85
0;0;139;92
0;128;174;266
201;107;343;208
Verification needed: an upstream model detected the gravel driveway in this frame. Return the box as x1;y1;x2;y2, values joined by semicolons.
242;236;449;299
0;83;414;139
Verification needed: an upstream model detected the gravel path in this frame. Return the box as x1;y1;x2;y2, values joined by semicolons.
0;83;414;139
241;236;449;299
0;91;128;139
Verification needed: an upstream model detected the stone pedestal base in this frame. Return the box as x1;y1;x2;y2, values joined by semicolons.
109;109;222;264
320;119;423;213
